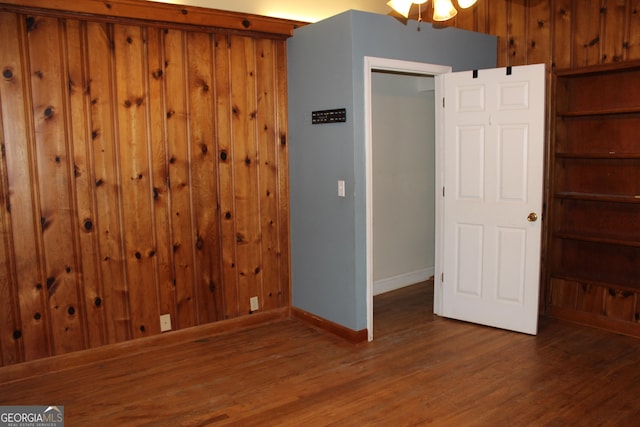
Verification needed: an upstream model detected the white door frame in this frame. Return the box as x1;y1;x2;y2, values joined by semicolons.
364;56;451;341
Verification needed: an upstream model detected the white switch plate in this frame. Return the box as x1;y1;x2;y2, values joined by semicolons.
338;180;345;197
159;313;172;332
250;296;259;311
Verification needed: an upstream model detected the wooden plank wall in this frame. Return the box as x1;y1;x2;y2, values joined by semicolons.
420;0;640;69
0;7;290;366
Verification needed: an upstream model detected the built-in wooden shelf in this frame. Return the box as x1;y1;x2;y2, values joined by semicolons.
554;192;640;204
547;61;640;335
557;106;640;117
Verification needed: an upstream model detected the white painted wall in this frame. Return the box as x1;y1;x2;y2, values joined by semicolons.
150;0;391;22
372;71;435;295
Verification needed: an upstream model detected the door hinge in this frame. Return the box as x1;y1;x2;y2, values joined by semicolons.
442;186;445;197
441;272;444;283
442;97;445;108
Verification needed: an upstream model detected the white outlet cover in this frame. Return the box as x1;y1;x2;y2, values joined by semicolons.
250;296;259;311
160;314;172;332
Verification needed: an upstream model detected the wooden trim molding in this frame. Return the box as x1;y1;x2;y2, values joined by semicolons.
291;307;368;344
0;308;289;385
0;0;306;37
548;306;640;340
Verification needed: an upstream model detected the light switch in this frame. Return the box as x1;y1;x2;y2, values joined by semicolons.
338;180;345;198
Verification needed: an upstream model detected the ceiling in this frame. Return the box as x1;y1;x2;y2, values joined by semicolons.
149;0;391;23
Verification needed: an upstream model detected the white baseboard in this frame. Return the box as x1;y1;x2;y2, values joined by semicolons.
373;267;434;296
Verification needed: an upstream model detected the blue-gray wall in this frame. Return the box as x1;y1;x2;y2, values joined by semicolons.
287;10;497;331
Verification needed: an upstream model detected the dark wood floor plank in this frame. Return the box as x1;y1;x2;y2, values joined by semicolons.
1;281;640;425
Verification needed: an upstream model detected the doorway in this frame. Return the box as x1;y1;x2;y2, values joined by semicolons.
364;57;451;341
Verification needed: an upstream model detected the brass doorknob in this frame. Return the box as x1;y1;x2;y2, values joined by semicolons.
527;212;538;222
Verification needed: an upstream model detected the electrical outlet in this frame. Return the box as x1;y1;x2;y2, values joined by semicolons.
159;314;172;332
250;296;259;311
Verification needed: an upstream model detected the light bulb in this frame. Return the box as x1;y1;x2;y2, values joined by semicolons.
433;0;458;21
386;0;414;18
457;0;478;8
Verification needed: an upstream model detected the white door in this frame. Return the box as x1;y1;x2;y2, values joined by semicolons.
435;64;545;335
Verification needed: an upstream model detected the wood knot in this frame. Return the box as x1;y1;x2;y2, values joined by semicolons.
34;312;42;320
181;9;188;15
2;68;13;79
94;297;102;306
225;211;232;219
140;325;146;332
201;144;208;154
68;306;75;315
13;330;22;340
44;106;54;118
220;151;228;161
46;276;56;289
152;69;163;80
126;36;133;44
280;134;287;145
196;235;204;250
242;19;251;28
124;99;132;108
26;16;36;32
83;219;93;231
135;251;142;259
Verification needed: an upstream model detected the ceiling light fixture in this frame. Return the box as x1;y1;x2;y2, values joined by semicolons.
387;0;477;22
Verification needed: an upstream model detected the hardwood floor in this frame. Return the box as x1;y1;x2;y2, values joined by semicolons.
1;281;640;426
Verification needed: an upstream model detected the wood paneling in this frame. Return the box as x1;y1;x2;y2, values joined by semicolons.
0;1;290;366
0;0;302;38
419;0;640;68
